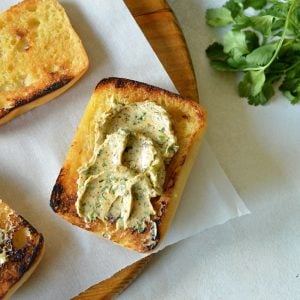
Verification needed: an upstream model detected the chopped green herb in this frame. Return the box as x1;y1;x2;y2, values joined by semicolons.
168;144;179;153
159;134;166;142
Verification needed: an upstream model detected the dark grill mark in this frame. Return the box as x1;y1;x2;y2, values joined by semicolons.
1;77;73;122
13;77;72;109
18;263;27;276
50;182;63;212
115;79;125;88
146;240;158;251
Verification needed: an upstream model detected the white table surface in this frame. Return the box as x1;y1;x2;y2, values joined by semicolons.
121;0;300;299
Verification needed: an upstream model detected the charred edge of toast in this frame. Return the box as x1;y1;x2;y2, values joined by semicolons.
96;77;190;101
0;219;44;298
96;77;207;126
50;174;64;214
0;76;73;119
50;169;77;216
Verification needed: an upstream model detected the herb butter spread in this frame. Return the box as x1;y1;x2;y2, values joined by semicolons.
76;100;179;231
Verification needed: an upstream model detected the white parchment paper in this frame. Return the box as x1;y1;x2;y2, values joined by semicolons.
0;1;248;299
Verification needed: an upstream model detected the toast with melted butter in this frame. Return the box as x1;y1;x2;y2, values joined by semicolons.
50;78;207;253
0;0;89;125
0;199;45;299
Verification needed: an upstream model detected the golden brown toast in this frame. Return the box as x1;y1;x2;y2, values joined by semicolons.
0;0;89;125
0;199;45;299
50;78;207;253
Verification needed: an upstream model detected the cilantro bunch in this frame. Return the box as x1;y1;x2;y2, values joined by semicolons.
206;0;300;105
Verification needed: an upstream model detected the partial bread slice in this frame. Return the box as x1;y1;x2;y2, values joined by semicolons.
0;199;45;299
0;0;89;125
50;78;207;253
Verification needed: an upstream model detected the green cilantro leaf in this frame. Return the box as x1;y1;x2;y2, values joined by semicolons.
264;2;289;19
248;81;275;105
251;15;274;35
224;0;243;18
233;15;274;35
244;31;260;52
206;7;234;27
227;56;248;69
205;0;300;105
224;31;249;58
206;43;239;71
243;0;267;10
210;61;238;72
238;71;265;97
280;65;300;104
205;43;228;61
280;81;300;104
245;43;278;67
239;74;275;105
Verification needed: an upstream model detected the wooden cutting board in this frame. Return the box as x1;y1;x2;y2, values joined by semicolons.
74;0;198;299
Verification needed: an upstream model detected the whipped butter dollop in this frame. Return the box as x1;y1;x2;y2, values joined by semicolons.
76;100;178;232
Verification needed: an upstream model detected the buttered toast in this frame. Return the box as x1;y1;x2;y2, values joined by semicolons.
50;78;207;253
0;0;89;125
0;199;45;299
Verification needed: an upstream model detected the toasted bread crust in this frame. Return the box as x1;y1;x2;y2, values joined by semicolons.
0;76;73;120
0;200;45;299
50;78;207;252
0;0;89;125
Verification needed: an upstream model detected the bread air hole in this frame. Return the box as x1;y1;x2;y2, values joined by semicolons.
24;73;39;86
27;18;40;29
12;228;30;250
7;64;13;72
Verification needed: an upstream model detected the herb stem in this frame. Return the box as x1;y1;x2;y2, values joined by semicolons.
242;0;296;72
283;60;300;72
267;60;300;74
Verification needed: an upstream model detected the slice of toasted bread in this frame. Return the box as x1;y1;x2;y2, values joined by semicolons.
50;78;207;253
0;0;89;125
0;199;45;299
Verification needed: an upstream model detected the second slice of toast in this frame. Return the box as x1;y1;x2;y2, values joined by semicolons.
0;0;89;125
